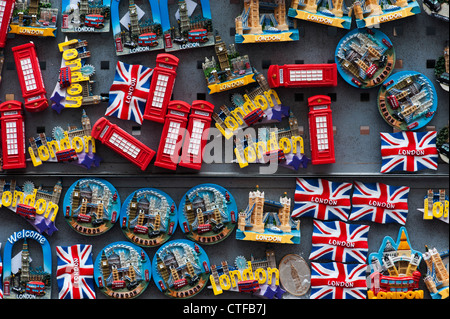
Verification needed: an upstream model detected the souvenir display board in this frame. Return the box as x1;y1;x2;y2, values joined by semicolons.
0;0;448;302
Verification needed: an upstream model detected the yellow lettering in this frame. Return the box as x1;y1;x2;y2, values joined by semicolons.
253;94;268;111
62;48;79;61
37;145;50;161
264;89;281;107
224;116;239;131
65;95;83;108
24;189;37;207
65;58;81;71
2;191;12;207
244;145;257;163
242;262;254;281
28;147;43;166
47;140;60;158
279;137;291;154
71;71;89;83
234;147;248;168
12;191;24;208
255;141;267;160
267;132;278;151
35;199;47;215
230;107;246;125
242;96;255;114
209;275;223;295
72;136;84;153
254;268;267;285
67;83;83;96
60;132;71;150
229;270;242;288
58;39;79;52
219;274;231;290
267;267;279;286
292;136;304;154
84;136;96;153
45;202;59;221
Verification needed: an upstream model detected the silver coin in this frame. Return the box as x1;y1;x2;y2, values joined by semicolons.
279;254;311;296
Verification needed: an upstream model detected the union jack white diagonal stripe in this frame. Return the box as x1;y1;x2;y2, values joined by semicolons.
310;220;370;264
348;181;410;225
293;178;352;221
310;261;367;299
56;244;96;299
105;61;153;124
380;131;438;173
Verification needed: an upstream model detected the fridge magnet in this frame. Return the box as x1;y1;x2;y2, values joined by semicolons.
27;110;101;169
50;38;108;113
348;181;410;225
120;188;178;247
434;44;449;92
268;63;338;89
418;189;449;223
310;261;367;299
377;71;438;131
351;0;421;28
2;229;52;299
288;0;352;29
234;0;299;43
12;42;48;112
423;246;449;299
278;253;310;297
152;239;210;298
233;112;308;170
308;95;335;165
380;130;439;173
335;28;395;89
0;99;26;170
0;179;61;235
178;184;237;244
367;227;423;299
91;117;156;170
292;178;352;221
63;178;121;236
209;250;286;299
310;220;370;264
159;0;214;52
111;0;164;56
56;244;96;299
61;0;111;33
422;0;448;22
0;0;14;84
236;185;300;244
9;0;58;37
436;125;449;163
94;241;151;299
202;34;256;95
212;70;290;140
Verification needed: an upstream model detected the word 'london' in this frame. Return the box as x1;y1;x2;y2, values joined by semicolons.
209;261;279;295
0;188;59;222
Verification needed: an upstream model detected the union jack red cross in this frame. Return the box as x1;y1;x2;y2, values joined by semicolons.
56;244;96;299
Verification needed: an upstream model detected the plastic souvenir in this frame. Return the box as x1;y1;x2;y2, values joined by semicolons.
0;179;61;235
28;110;101;169
94;241;151;299
288;0;352;29
50;38;108;113
0;98;26;170
380;131;438;173
436;126;449;163
159;0;214;52
105;61;153;124
63;178;121;236
310;220;370;264
423;0;449;22
212;70;290;140
56;244;96;299
154;100;191;170
152;239;210;298
179;100;215;170
351;0;421;28
0;0;14;83
143;53;179;123
348;181;410;224
418;189;449;223
236;185;300;244
2;229;52;299
9;0;58;37
293;178;352;221
335;28;395;89
120;188;177;247
235;0;299;44
310;261;367;299
233;112;308;170
268;63;337;88
308;95;335;165
423;246;449;299
377;71;438;131
367;227;423;299
434;44;449;92
278;254;310;296
209;250;285;299
12;42;48;112
111;0;164;56
179;184;237;244
202;35;256;94
61;0;111;33
91;117;156;170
